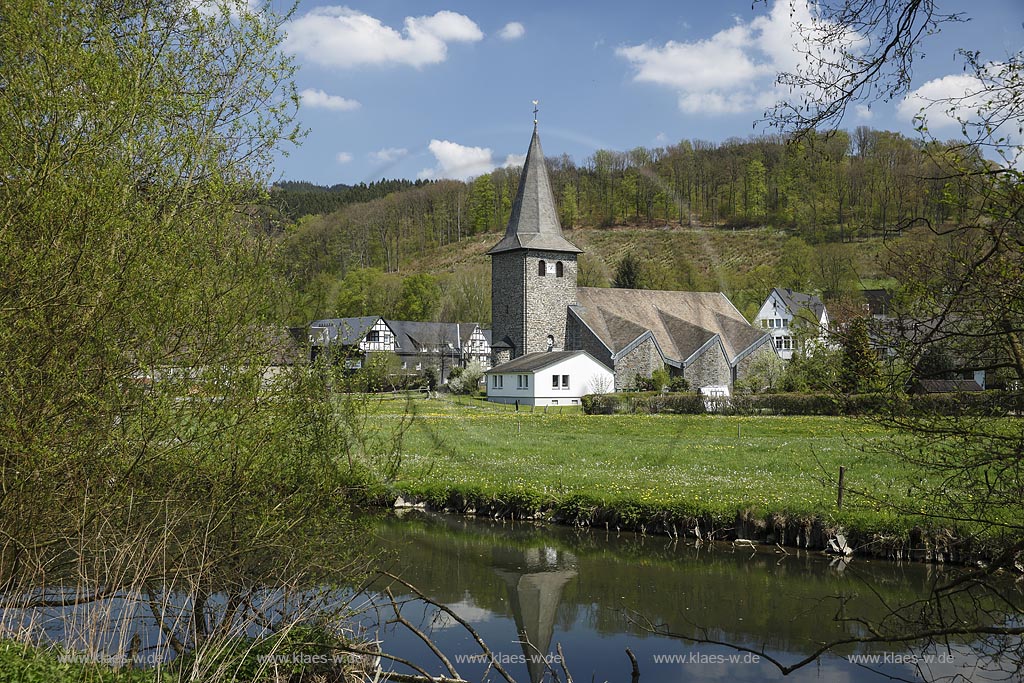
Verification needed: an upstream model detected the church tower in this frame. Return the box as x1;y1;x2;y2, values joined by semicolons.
488;122;582;364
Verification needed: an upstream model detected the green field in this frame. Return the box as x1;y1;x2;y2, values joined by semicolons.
384;395;925;534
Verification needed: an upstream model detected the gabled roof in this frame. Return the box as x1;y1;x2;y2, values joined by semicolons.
771;288;827;323
386;321;461;353
570;288;771;366
485;350;602;374
486;127;582;255
309;316;383;346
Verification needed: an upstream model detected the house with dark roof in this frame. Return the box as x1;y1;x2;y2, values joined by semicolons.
487;122;774;394
308;316;490;382
309;316;394;366
484;350;613;407
753;288;830;360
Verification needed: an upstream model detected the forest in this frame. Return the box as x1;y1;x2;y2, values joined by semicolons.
273;127;984;325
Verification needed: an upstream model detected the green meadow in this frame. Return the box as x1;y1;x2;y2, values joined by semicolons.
382;395;926;535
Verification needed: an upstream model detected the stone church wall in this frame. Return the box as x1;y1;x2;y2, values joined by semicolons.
735;340;777;383
523;250;577;354
566;315;613;369
490;251;526;358
684;343;731;388
613;337;662;391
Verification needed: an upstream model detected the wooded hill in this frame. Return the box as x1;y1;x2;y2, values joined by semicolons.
274;127;981;325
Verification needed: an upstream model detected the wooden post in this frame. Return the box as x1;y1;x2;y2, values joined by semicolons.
837;466;846;510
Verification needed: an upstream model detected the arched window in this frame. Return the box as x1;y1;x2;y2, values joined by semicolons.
538;260;547;276
555;261;564;278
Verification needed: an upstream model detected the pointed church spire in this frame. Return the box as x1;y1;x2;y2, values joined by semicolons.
486;121;582;255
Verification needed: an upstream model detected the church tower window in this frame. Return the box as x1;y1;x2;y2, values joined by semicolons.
555;261;564;278
538;260;547;276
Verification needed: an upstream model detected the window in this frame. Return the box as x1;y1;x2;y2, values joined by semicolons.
367;330;380;343
555;261;564;278
551;399;558;405
561;374;569;388
538;260;547;276
775;336;793;351
492;375;503;389
552;374;559;389
517;374;529;389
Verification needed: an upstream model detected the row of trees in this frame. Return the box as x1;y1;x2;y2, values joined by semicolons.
277;127;985;290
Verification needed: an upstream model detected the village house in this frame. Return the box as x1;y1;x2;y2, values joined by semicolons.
753;288;830;360
484;350;613;407
486;122;774;398
309;317;491;382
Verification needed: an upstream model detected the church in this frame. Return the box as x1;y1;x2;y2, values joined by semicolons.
486;123;775;395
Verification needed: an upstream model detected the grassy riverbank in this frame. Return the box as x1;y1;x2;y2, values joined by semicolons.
386;395;940;547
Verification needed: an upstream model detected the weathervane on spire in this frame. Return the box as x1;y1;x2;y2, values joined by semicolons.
532;99;539;126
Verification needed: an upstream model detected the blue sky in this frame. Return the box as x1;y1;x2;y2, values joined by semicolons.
266;0;1023;185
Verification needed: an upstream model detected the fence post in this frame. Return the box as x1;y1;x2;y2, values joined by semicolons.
837;466;846;510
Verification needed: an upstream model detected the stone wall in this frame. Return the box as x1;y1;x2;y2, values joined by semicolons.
490;251;526;358
613;337;662;391
566;314;613;369
523;251;577;355
735;340;777;384
684;342;731;388
491;249;578;360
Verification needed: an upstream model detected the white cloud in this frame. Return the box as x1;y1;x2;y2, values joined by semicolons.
335;151;353;164
369;147;409;163
498;21;525;40
503;153;527;168
419;140;495;180
299;88;361;112
284;7;483;69
854;104;873;121
616;0;860;116
897;73;987;130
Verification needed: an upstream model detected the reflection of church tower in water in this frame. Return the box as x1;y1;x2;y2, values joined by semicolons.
492;545;578;683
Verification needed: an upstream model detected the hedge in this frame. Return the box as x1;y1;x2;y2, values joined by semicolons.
581;390;1023;417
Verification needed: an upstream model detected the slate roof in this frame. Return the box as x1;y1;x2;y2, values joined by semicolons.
309;316;382;346
773;288;827;323
485;350;597;374
913;379;984;394
486;126;582;255
386;321;461;353
570;288;770;366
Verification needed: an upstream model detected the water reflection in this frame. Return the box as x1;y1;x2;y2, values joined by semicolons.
492;545;577;683
372;511;1013;683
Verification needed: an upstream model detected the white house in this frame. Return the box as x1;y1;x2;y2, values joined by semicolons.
753;288;830;360
484;350;614;407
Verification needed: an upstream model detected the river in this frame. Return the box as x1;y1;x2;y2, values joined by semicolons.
367;511;1002;683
